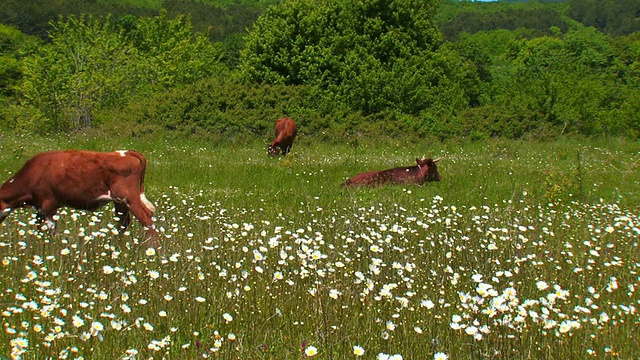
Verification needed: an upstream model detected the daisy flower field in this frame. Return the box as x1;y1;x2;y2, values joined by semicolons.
0;133;638;359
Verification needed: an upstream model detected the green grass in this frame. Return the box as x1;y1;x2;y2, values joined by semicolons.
0;132;639;359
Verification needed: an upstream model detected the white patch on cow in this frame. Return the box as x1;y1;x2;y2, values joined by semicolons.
116;150;127;157
96;191;113;201
141;193;156;213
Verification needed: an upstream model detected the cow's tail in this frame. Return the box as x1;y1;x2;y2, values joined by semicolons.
126;150;156;213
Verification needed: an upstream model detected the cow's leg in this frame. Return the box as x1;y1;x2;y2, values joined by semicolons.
114;202;132;230
110;177;156;246
37;200;59;235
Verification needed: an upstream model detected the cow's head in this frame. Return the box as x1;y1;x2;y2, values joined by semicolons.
416;157;441;182
268;144;281;156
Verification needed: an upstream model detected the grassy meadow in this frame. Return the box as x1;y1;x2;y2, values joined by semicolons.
0;132;639;359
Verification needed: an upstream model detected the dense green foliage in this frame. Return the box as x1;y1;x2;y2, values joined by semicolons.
568;0;640;36
9;12;226;132
0;0;270;42
437;1;571;41
0;0;638;140
239;0;480;125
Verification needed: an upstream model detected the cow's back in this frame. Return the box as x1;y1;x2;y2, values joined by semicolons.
389;166;422;184
270;118;297;156
13;150;144;210
342;170;390;187
275;118;297;139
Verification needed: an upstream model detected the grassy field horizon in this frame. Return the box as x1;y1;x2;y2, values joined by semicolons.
0;132;639;359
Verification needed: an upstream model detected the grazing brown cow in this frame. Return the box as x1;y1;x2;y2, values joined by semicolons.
342;157;441;187
0;150;157;244
268;118;297;156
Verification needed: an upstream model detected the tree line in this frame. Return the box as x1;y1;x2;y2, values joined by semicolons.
0;0;638;141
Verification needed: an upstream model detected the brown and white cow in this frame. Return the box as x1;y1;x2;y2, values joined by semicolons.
341;157;441;187
0;150;157;244
268;118;297;156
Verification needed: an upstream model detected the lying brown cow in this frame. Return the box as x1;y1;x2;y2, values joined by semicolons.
0;150;157;244
342;157;441;187
268;118;297;156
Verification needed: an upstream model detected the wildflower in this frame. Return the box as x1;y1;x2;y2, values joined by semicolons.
386;321;396;331
145;248;156;256
305;345;318;357
465;326;479;336
329;289;342;299
434;352;448;360
223;313;233;323
72;315;84;328
558;321;572;334
11;337;28;348
421;299;435;309
536;281;549;290
90;321;104;335
353;345;365;356
476;282;494;297
253;250;264;261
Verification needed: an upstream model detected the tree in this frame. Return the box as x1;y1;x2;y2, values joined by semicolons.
17;12;225;132
0;24;40;98
494;25;639;137
123;10;227;89
20;15;137;131
239;0;478;119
